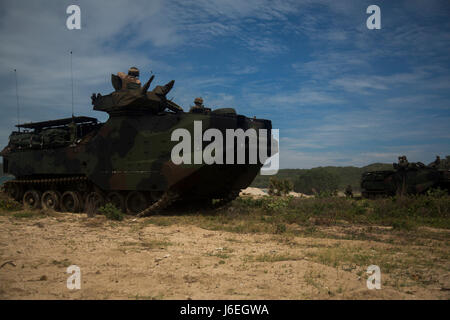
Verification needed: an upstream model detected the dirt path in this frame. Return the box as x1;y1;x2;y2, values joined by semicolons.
0;212;448;299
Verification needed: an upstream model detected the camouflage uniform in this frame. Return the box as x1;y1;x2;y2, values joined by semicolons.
189;97;206;113
117;67;141;90
430;155;441;168
398;155;409;169
344;185;353;198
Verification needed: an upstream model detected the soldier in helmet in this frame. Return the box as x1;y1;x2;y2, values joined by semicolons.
398;155;409;169
189;97;207;113
117;67;141;90
345;185;353;198
430;155;441;168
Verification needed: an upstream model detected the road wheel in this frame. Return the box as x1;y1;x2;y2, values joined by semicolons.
125;191;148;215
61;191;82;213
106;192;126;213
85;191;105;215
6;183;23;201
23;190;42;210
41;190;61;211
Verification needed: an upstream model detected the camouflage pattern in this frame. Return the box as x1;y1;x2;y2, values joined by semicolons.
127;67;139;77
361;156;450;198
93;75;180;113
189;97;212;114
0;77;274;213
344;185;353;198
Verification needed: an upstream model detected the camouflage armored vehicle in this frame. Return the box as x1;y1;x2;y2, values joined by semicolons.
1;74;275;215
361;156;450;198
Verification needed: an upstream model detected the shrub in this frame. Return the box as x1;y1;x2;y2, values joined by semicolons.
263;197;291;213
274;223;287;234
391;220;417;231
13;211;37;218
0;198;22;211
294;169;340;195
426;188;448;198
268;177;293;196
98;203;124;221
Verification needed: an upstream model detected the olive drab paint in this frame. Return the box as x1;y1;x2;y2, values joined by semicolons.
361;156;450;198
0;73;277;214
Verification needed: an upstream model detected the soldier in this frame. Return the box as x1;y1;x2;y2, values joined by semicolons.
398;155;409;169
430;155;441;168
189;97;211;113
345;185;353;198
189;97;205;113
117;67;141;90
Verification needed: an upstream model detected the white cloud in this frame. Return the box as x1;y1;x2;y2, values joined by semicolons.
0;0;448;168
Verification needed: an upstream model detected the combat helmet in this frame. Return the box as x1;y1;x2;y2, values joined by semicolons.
194;97;204;106
128;67;140;77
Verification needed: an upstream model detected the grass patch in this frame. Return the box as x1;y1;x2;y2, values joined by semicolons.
98;203;124;221
12;211;44;219
51;258;72;268
121;239;172;250
249;253;304;263
392;220;417;231
140;240;172;249
144;217;174;227
210;252;231;259
130;293;165;300
304;243;449;288
0;198;22;211
134;194;449;242
307;246;375;269
303;269;325;290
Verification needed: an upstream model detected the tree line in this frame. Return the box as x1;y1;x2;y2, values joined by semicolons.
252;156;450;195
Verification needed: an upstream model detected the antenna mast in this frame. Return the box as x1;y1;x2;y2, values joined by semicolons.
14;69;20;132
70;51;74;117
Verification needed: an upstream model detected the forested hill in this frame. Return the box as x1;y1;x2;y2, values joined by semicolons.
252;157;450;193
251;163;395;192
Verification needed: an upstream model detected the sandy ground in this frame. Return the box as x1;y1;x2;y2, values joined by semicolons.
0;210;448;300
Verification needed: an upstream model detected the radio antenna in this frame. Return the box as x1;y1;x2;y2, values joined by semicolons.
70;50;74;117
14;69;20;132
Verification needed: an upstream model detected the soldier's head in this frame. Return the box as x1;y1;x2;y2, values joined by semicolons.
128;67;140;78
194;97;204;106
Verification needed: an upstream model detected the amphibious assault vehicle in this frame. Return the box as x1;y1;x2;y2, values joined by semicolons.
361;158;450;198
1;75;275;215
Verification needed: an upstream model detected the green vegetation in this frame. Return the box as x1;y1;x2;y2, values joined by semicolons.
249;253;304;263
304;242;449;288
98;203;124;221
51;258;72;268
294;168;340;195
251;163;394;193
121;239;172;249
268;177;293;196
140;240;172;249
140;193;450;238
0;198;22;211
238;194;450;230
12;211;43;219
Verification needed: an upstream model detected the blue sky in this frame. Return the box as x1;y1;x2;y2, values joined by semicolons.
0;0;449;168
